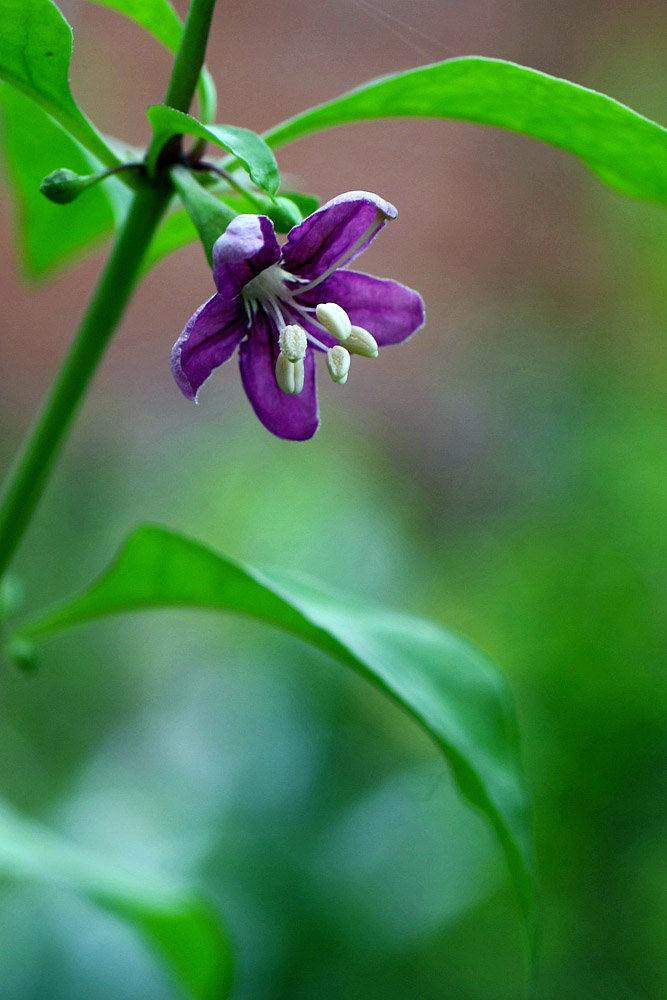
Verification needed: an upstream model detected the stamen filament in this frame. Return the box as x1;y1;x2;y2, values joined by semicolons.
294;216;385;294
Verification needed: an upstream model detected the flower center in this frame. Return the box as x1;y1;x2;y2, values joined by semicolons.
242;264;378;396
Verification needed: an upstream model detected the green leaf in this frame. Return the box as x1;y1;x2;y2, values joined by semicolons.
0;0;119;166
16;525;536;943
82;0;217;124
143;206;199;271
0;797;232;999
147;105;280;195
0;85;122;277
264;57;667;205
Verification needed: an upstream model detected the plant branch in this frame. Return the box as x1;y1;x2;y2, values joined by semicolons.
0;181;171;577
0;0;219;577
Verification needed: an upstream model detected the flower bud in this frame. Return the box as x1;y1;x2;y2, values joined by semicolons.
7;636;38;673
40;168;94;204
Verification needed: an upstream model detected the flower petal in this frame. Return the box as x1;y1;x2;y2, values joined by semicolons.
296;270;425;346
212;214;280;294
281;191;397;281
238;309;319;440
171;293;247;401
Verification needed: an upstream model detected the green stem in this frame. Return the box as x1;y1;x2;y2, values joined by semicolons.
146;0;219;172
165;0;218;114
0;0;219;578
0;182;170;577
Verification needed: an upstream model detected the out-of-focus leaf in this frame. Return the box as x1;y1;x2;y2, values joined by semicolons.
0;0;119;166
264;57;667;205
0;797;232;999
279;191;320;218
16;525;536;943
143;190;320;272
0;85;124;276
146;105;279;195
83;0;217;123
143;206;199;271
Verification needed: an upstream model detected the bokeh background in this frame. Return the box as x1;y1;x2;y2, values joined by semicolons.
1;0;666;997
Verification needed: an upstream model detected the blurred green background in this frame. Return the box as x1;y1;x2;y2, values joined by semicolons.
0;0;666;997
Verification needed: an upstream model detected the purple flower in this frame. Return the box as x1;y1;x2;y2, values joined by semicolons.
171;191;425;440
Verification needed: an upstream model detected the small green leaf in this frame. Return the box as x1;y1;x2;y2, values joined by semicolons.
82;0;217;124
0;797;232;998
147;105;280;195
264;57;667;205
0;0;119;166
169;164;237;264
16;525;536;943
0;85;122;277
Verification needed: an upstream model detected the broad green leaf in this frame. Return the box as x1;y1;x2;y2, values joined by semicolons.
143;191;320;272
16;525;536;942
0;797;232;999
146;105;280;195
0;0;119;166
0;85;121;276
264;57;667;205
83;0;217;124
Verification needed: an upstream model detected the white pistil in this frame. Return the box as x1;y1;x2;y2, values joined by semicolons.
326;345;351;385
346;325;378;358
275;353;305;394
279;324;307;361
315;302;351;341
275;323;307;395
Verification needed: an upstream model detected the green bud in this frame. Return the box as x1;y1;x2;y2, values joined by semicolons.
6;636;39;673
40;168;95;204
0;574;24;621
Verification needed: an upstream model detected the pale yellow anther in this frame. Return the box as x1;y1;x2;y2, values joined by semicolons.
347;325;379;358
316;302;351;341
275;353;305;394
278;324;307;362
326;345;351;385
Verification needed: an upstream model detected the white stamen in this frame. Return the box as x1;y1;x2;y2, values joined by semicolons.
275;353;305;394
279;324;307;361
316;302;352;341
346;325;378;358
326;345;351;385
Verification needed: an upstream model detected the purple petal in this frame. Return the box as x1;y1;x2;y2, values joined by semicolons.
296;270;425;346
238;309;320;441
171;293;247;401
281;192;397;281
212;215;280;295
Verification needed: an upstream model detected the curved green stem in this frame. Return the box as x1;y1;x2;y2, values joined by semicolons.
0;182;171;577
0;0;219;578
